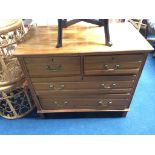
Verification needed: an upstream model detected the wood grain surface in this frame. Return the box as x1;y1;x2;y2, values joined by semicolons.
14;22;153;56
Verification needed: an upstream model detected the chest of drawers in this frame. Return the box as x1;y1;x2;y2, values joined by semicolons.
15;22;153;117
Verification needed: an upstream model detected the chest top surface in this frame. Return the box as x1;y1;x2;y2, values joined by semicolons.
14;22;153;57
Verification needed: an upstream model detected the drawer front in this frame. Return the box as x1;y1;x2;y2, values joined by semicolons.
84;54;143;75
38;93;130;99
33;80;134;91
31;75;136;83
24;56;81;77
39;97;129;110
36;88;132;95
32;75;135;94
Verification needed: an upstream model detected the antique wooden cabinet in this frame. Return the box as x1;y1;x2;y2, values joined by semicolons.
14;22;153;117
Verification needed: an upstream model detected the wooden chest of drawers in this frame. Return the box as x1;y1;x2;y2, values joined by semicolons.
15;22;153;117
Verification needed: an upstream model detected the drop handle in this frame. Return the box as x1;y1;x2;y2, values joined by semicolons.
45;63;62;71
64;101;68;105
49;84;54;89
49;84;65;90
115;64;120;69
103;64;120;70
112;83;117;87
101;83;110;89
100;83;116;89
56;84;65;90
60;84;65;89
53;101;68;106
98;100;112;106
101;83;111;89
103;64;114;70
54;101;58;105
108;101;112;104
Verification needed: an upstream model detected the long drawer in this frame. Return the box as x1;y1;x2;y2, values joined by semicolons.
24;56;81;77
32;75;135;94
38;93;130;99
84;54;144;75
39;95;129;110
33;81;134;92
36;89;132;94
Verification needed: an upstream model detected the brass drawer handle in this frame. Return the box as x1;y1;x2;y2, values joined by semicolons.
108;101;112;104
58;84;65;90
101;83;110;89
46;63;62;71
103;64;110;70
49;84;65;90
64;101;68;105
115;64;120;69
101;83;117;89
103;64;120;70
98;100;112;106
112;83;116;87
53;101;68;106
49;84;54;89
54;101;58;104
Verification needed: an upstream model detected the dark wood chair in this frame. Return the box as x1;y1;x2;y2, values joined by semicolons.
56;19;112;48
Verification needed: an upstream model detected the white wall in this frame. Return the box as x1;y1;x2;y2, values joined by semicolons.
33;19;57;26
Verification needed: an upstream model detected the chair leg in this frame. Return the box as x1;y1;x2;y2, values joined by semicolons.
63;19;67;28
104;19;112;47
56;19;63;48
99;19;104;27
56;19;112;48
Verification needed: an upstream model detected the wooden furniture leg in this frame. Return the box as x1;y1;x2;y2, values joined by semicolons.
38;113;45;118
122;111;128;117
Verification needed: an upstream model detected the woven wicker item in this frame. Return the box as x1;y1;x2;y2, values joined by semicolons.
0;79;35;119
0;19;35;119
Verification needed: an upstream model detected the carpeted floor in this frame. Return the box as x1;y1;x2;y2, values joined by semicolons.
0;53;155;135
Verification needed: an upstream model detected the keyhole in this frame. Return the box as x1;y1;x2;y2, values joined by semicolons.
111;57;115;60
50;57;54;62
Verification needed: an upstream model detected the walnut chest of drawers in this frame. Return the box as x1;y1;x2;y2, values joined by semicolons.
14;22;153;117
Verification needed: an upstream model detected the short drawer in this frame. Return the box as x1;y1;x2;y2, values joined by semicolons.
84;54;144;75
24;56;81;77
39;97;129;110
